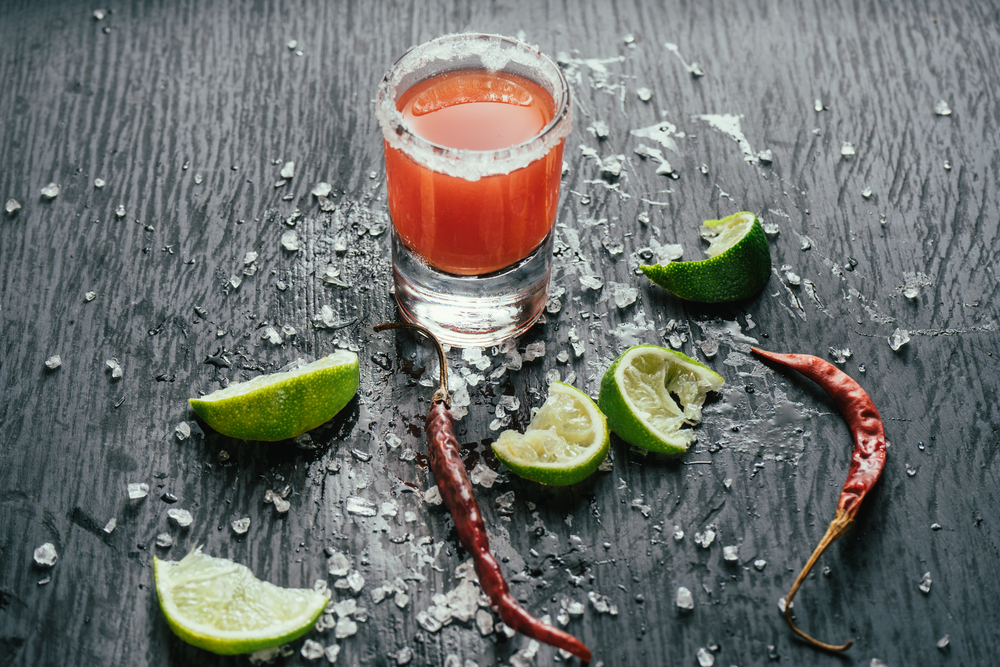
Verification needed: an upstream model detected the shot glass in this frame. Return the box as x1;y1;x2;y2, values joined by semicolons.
375;33;572;347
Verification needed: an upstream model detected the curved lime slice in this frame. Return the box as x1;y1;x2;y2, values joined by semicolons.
598;345;724;454
153;547;327;655
189;351;359;441
492;382;610;486
641;211;771;302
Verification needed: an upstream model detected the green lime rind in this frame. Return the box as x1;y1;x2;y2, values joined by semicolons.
598;345;724;455
492;382;610;486
189;351;359;442
641;212;771;303
153;548;327;655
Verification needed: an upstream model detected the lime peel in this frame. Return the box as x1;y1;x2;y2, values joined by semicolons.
153;547;327;655
492;381;610;486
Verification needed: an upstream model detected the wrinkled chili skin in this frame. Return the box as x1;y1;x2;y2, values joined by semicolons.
425;401;593;662
750;348;886;516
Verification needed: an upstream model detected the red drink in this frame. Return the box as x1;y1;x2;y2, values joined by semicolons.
385;70;565;275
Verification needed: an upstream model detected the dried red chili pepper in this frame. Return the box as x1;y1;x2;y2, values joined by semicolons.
751;348;886;652
376;322;593;663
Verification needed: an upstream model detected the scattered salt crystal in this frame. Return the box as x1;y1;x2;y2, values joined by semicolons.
395;647;414;665
5;198;21;214
637;87;652;101
612;284;638;308
870;660;888;667
700;340;719;358
673;526;684;541
523;341;546;361
475;608;494;635
40;183;60;199
676;586;694;610
587;591;615;614
84;291;97;302
231;517;250;534
814;99;824;112
696;647;715;667
229;275;242;290
93;9;106;20
800;237;812;251
943;160;952;171
335;617;358;638
194;173;203;184
580;275;604;290
828;347;852;364
346;570;365;593
694;526;716;548
281;230;299;251
394;590;409;608
762;222;780;236
931;522;942;530
423;486;443;505
34;543;58;567
243;251;258;265
327;551;351;576
263;327;283;345
312;182;332;197
128;482;149;499
94;178;105;188
174;421;191;440
889;328;911;351
270;496;290;514
934;100;952;116
280;161;295;179
937;634;950;649
287;40;297;50
840;141;856;156
301;639;324;660
785;270;801;285
115;204;126;218
103;517;116;534
167;508;193;527
155;533;173;548
45;355;62;370
723;545;739;562
903;286;919;299
104;358;123;378
757;149;773;164
590;120;610;139
344;496;378;516
416;610;443;632
919;571;932;594
470;463;498;488
324;644;341;663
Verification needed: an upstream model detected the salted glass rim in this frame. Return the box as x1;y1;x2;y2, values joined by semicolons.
375;33;572;182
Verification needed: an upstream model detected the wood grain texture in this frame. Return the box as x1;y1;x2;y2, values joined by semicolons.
2;1;999;666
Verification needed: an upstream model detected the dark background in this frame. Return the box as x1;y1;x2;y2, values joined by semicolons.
2;1;999;666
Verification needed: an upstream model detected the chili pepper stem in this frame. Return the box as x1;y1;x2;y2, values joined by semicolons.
374;322;450;405
783;508;855;652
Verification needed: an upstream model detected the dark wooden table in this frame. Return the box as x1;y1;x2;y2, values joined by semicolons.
3;1;999;665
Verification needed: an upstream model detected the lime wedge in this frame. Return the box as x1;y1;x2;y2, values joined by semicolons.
492;382;610;486
153;547;327;655
598;345;724;454
189;351;359;441
641;211;771;302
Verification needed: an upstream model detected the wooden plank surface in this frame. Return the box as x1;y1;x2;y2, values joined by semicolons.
2;1;999;665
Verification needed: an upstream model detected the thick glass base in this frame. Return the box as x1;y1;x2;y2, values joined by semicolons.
391;230;552;348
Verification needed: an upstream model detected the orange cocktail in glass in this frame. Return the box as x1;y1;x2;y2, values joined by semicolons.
376;34;572;346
